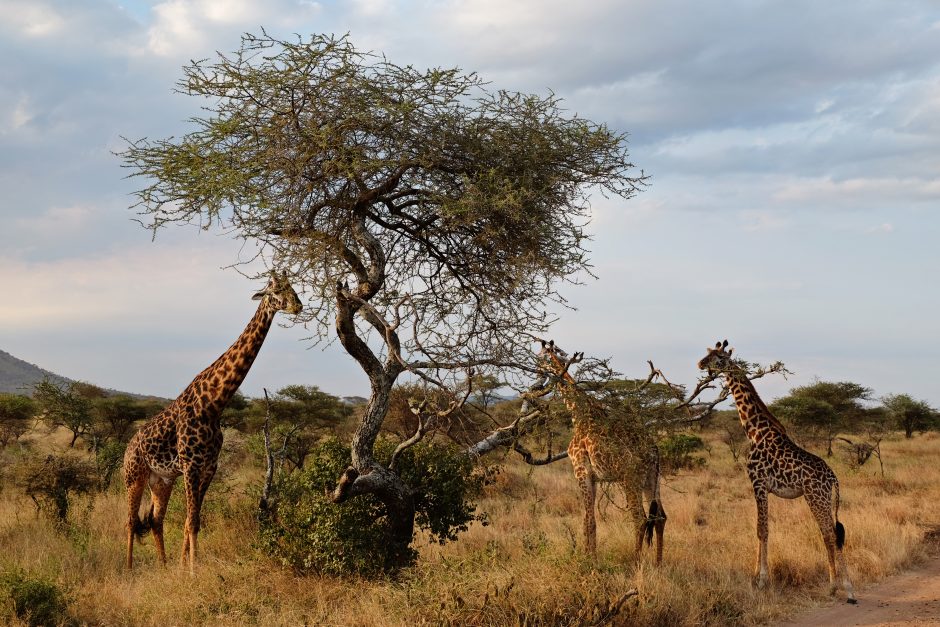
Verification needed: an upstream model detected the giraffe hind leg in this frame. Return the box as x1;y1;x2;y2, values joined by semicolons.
808;495;856;603
124;464;149;570
148;474;175;567
651;500;666;565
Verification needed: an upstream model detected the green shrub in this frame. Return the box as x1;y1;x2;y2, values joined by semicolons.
660;433;707;472
259;437;485;576
12;454;98;525
94;441;127;489
0;569;70;627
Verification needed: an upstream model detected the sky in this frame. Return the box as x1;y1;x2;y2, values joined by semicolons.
1;0;938;406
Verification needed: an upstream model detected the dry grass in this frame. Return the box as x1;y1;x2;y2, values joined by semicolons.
1;429;939;626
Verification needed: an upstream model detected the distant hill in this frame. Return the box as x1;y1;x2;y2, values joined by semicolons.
0;349;160;400
0;349;72;395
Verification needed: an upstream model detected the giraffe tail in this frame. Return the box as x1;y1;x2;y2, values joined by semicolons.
644;500;659;546
132;504;155;542
833;480;846;549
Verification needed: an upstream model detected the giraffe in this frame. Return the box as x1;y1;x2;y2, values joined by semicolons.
123;273;302;573
697;340;857;603
538;340;666;564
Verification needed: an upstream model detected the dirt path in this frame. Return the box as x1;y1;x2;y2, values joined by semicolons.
780;555;940;627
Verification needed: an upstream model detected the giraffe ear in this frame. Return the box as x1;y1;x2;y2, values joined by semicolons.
727;347;734;356
252;288;266;301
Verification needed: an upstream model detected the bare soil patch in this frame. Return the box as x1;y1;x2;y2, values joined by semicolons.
782;529;940;627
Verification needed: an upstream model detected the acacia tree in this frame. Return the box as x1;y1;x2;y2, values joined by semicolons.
120;32;646;554
770;380;873;456
883;394;938;438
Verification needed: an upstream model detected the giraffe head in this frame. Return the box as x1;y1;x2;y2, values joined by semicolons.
697;339;735;373
537;339;582;384
252;272;303;315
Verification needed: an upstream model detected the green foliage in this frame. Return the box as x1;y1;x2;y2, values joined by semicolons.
94;440;127;488
247;386;352;470
883;394;938;438
770;380;875;454
659;433;707;472
88;394;146;446
259;437;484;576
220;391;254;430
120;32;645;342
12;454;98;525
0;394;36;446
0;569;70;627
33;379;93;448
375;438;485;544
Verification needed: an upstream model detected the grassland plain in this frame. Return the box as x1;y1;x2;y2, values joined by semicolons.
1;428;938;626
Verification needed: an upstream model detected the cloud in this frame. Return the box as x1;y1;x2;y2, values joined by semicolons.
0;1;66;38
144;0;322;57
0;240;248;330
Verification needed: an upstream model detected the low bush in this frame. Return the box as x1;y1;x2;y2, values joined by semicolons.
660;433;707;473
0;568;70;627
258;437;485;576
12;453;98;525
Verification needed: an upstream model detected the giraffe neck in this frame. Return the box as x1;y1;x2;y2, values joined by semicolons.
724;370;787;444
176;299;278;418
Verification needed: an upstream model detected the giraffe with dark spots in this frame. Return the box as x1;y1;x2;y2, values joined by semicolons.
539;340;666;564
698;340;856;603
123;273;302;573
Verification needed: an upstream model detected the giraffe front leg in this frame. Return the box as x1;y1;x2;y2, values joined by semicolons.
574;464;597;558
753;487;769;589
624;487;646;561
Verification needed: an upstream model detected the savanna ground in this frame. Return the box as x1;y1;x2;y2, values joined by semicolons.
2;427;938;626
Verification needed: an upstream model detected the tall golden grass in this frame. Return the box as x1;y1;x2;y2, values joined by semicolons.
1;428;939;625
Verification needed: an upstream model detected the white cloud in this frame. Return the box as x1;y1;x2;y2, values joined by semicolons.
144;0;321;57
772;177;940;208
867;223;895;234
0;94;34;134
15;205;94;235
0;1;66;38
739;210;788;232
0;241;252;330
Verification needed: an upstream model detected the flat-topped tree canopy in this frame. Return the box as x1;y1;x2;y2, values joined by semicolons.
120;31;646;559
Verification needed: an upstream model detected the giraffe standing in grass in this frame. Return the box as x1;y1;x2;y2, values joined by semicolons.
539;340;666;564
123;273;302;573
697;340;856;603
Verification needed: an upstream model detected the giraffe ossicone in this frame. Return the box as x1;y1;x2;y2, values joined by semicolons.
698;339;857;603
538;339;666;564
123;273;302;573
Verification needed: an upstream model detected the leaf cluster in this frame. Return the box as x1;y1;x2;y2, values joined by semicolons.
11;453;98;525
0;394;37;446
120;32;646;370
258;436;484;576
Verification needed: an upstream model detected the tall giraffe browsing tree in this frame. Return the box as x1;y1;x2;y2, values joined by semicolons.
123;273;302;573
539;340;666;564
697;340;857;603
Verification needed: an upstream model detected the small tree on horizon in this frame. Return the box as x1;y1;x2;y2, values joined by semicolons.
120;32;647;562
0;393;37;446
883;394;938;438
770;380;874;456
33;379;94;448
